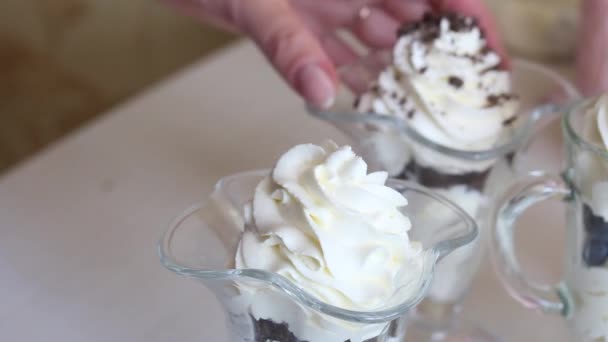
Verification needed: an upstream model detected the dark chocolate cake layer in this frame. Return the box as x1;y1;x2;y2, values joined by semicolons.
397;161;490;191
252;316;304;342
582;203;608;267
251;315;361;342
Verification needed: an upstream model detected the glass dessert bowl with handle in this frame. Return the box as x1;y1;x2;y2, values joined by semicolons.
492;97;608;341
159;170;478;342
306;53;579;340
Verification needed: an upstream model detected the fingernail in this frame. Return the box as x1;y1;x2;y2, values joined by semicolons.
295;64;335;109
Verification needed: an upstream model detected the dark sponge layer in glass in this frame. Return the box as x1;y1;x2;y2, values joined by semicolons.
397;161;490;191
252;315;375;342
583;203;608;267
252;316;304;342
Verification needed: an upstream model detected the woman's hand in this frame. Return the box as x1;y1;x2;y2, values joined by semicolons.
577;0;608;97
166;0;504;108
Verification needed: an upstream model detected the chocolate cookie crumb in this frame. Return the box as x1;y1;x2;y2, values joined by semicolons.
448;76;464;88
487;93;516;107
397;22;421;37
394;71;403;81
252;316;305;342
481;65;501;74
486;94;499;107
502;116;517;126
399;98;407;105
353;97;361;108
407;110;415;119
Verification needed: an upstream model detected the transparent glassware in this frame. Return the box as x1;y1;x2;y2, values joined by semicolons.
159;170;478;342
306;54;580;341
492;99;608;341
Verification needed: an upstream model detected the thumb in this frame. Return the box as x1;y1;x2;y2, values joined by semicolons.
233;0;337;108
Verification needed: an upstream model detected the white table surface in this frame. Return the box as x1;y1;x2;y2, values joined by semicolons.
0;41;572;341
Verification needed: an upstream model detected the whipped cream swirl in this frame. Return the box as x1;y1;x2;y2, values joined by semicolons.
583;94;608;151
235;141;424;310
356;14;519;152
581;95;608;221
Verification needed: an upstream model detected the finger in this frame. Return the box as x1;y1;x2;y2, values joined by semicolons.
236;0;338;108
351;7;401;48
383;0;431;23
292;0;384;27
576;0;608;96
298;12;361;67
433;0;509;66
321;33;361;67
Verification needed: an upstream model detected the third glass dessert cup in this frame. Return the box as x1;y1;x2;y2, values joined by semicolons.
159;170;477;342
492;99;608;341
306;53;579;341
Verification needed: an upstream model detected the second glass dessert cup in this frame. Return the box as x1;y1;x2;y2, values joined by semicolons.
307;53;579;341
159;170;478;342
492;99;608;341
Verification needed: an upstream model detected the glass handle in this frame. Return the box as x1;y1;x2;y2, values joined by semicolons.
491;172;573;317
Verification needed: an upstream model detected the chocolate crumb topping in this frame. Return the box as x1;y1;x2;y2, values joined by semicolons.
353;97;361;108
371;84;380;93
397;22;421;37
481;65;501;74
486;93;514;107
419;67;428;74
486;95;499;107
391;92;398;99
394;71;403;81
397;12;483;47
407;110;415;119
421;28;440;43
448;76;464;88
422;12;440;24
502;116;517;126
446;12;475;32
399;98;407;105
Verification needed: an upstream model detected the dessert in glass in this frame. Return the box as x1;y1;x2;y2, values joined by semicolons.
492;94;608;341
159;141;478;342
307;13;579;341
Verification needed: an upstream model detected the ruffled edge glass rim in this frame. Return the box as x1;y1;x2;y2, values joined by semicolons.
564;98;608;159
158;170;478;324
306;59;581;162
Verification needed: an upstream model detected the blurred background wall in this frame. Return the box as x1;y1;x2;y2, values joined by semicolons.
0;0;234;173
0;0;579;174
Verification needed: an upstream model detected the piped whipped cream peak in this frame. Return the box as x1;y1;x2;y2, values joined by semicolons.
581;94;608;222
356;13;519;151
235;141;424;310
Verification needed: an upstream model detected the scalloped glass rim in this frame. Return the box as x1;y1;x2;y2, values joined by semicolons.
564;98;608;160
158;170;478;324
307;58;580;161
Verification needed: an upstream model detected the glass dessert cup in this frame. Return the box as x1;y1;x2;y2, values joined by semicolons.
159;170;478;342
307;53;580;341
492;99;608;341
